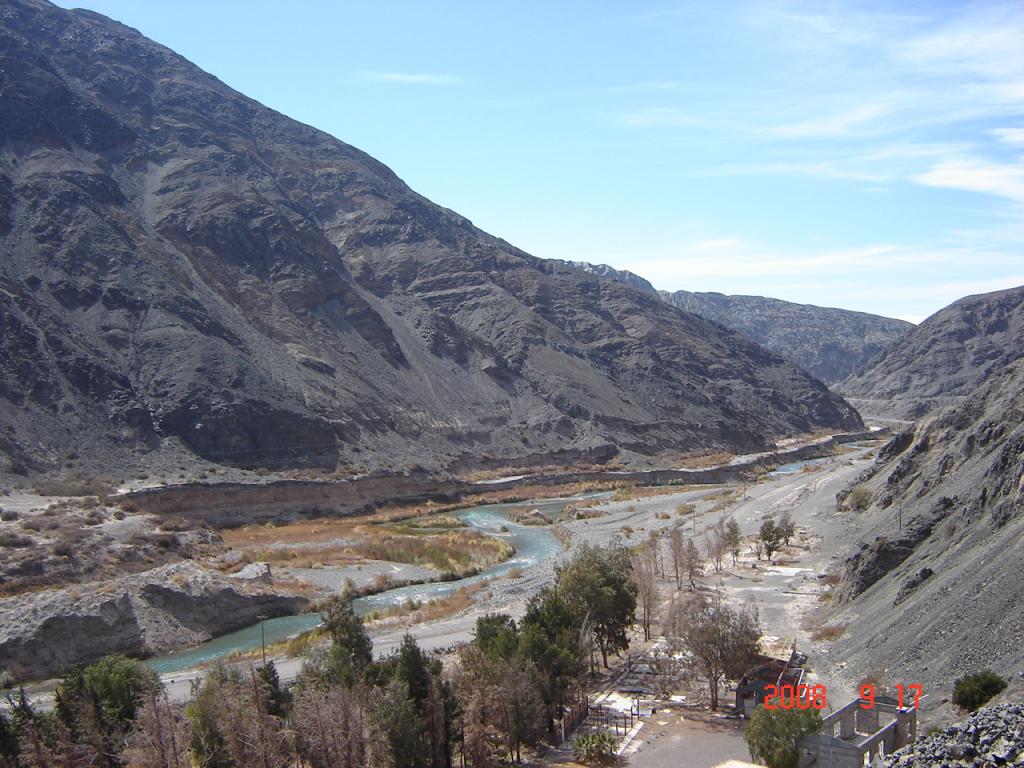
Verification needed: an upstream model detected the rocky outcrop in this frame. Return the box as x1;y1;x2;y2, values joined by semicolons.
883;704;1024;767
562;261;658;295
842;284;1024;419
659;290;912;384
0;562;306;680
0;0;860;477
829;359;1024;712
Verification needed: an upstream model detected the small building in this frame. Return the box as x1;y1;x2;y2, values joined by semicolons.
735;644;808;717
797;695;918;767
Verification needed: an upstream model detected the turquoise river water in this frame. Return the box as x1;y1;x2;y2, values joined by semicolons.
145;494;592;675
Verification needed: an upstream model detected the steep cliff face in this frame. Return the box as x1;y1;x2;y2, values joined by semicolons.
0;0;861;476
660;290;913;385
0;562;306;679
831;359;1024;703
841;285;1024;420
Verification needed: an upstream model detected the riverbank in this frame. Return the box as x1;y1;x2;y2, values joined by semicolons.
117;429;883;529
2;430;881;699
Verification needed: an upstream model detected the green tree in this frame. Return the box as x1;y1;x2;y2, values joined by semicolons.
777;511;796;547
0;708;18;765
556;542;637;668
518;588;585;733
745;705;821;768
474;614;519;660
185;667;235;768
395;634;434;705
953;669;1007;712
371;681;428;768
62;655;159;734
256;661;290;718
323;594;373;669
759;519;782;560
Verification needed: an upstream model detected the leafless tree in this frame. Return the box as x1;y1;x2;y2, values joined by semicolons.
724;518;742;566
682;537;703;590
665;595;761;710
669;527;685;589
631;540;658;640
291;682;371;768
704;518;726;573
123;690;190;768
778;511;796;546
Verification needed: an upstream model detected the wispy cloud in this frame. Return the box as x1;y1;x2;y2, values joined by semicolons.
992;128;1024;145
763;103;892;139
913;159;1024;205
357;71;463;86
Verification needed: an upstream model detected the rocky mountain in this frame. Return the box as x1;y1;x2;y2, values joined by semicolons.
841;285;1024;420
831;357;1024;713
660;290;913;385
0;0;862;476
560;261;658;296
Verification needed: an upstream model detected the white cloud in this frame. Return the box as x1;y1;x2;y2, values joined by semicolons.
357;71;462;86
913;159;1024;205
992;128;1024;145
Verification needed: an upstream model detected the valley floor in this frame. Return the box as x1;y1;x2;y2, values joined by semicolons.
150;443;879;755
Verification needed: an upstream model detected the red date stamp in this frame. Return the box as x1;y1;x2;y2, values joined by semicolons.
763;683;924;710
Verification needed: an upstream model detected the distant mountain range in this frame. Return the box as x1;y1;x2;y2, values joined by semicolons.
557;263;914;386
660;291;913;385
0;0;862;476
841;284;1024;419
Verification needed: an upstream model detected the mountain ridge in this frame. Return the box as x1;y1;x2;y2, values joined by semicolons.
0;0;861;476
660;289;914;385
841;284;1024;419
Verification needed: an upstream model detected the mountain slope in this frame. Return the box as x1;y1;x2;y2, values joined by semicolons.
0;0;861;476
831;358;1024;711
660;290;913;385
841;285;1024;420
560;261;658;296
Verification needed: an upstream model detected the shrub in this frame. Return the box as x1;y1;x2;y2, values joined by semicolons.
33;475;117;497
953;669;1007;712
676;503;696;517
746;705;822;768
0;532;32;548
0;510;18;522
847;486;872;511
573;731;617;765
809;623;847;642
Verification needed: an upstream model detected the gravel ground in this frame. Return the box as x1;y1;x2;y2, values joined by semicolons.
372;447;877;682
280;561;436;594
883;704;1024;767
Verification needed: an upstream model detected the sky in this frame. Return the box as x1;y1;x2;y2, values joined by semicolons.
55;0;1024;322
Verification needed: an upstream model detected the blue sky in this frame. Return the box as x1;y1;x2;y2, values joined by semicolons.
56;1;1024;322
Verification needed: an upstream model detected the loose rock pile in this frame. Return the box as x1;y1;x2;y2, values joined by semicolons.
884;704;1024;767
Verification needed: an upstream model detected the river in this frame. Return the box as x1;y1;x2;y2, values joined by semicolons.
145;494;596;674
